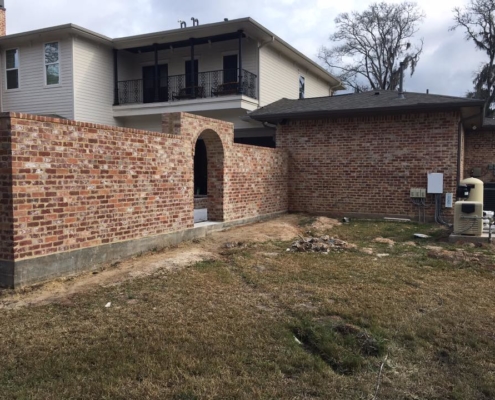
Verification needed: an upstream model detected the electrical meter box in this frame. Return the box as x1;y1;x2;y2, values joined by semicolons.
427;173;444;194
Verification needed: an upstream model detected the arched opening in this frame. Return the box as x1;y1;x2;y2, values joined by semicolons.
193;129;224;223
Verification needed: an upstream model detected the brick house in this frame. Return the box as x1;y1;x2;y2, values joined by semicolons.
250;90;486;218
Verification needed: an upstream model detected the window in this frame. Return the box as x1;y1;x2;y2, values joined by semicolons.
299;75;305;99
6;48;19;89
44;42;60;85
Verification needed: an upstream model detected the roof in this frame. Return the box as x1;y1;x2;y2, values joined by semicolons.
0;23;112;46
250;90;485;123
0;17;343;90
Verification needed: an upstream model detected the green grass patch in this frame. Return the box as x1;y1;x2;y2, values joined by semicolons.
292;317;387;375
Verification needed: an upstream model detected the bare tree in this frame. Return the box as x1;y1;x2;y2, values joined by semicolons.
465;63;495;116
318;2;425;92
452;0;495;117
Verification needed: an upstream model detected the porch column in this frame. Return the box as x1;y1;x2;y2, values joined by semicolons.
190;38;195;97
113;49;119;106
238;30;243;94
154;43;159;102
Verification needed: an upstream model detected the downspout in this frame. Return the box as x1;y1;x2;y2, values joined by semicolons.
457;120;462;186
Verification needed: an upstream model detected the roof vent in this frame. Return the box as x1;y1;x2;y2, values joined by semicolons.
178;20;186;28
224;18;229;21
191;17;199;27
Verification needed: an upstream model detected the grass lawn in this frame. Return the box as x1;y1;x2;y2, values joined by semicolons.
1;217;495;399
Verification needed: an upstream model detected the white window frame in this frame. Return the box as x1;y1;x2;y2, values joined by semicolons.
5;48;20;91
299;75;305;99
44;41;61;87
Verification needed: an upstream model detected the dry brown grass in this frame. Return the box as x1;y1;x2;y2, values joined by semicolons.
1;217;495;399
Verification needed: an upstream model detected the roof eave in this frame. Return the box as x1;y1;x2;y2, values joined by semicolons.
250;102;485;123
0;23;113;45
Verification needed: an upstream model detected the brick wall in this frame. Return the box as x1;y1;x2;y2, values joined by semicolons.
225;144;288;220
194;196;208;209
0;7;6;37
0;117;13;260
1;112;288;268
464;130;495;183
9;114;192;260
276;111;460;218
164;113;288;222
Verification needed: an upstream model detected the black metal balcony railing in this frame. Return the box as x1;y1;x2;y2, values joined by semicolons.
117;69;257;105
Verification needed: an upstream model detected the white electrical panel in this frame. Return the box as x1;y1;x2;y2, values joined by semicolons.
445;193;453;208
427;173;444;194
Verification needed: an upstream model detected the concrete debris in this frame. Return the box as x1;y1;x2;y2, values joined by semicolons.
287;236;352;253
376;253;390;258
105;302;112;308
360;248;374;255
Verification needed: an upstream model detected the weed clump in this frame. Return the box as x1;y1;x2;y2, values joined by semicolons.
292;317;387;375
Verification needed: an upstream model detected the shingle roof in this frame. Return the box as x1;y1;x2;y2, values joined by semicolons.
482;117;495;128
250;90;484;122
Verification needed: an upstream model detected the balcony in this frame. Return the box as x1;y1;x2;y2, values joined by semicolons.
117;69;257;106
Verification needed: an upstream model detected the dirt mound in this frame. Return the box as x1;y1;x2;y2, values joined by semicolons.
210;214;302;245
311;217;341;232
373;237;395;246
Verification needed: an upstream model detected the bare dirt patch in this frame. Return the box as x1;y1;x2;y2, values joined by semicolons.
0;214;304;310
310;216;342;232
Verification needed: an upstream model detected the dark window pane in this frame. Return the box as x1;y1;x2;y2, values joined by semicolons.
299;76;305;99
7;69;18;89
6;49;18;69
45;42;59;64
46;64;59;85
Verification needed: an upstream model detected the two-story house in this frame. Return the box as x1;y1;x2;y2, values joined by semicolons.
0;2;343;146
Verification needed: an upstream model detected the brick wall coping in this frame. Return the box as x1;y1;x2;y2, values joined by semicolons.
173;112;235;128
1;112;184;140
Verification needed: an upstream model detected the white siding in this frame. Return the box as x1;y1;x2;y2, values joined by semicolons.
73;36;116;126
259;45;331;106
1;37;74;119
305;73;332;98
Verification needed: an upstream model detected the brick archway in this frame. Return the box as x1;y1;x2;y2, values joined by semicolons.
194;129;225;222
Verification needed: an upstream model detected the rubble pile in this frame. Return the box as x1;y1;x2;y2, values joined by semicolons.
287;235;352;253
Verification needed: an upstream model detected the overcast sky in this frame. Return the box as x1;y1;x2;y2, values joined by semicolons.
4;0;486;97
